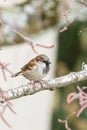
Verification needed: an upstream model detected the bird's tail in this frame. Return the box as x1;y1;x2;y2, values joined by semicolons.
11;71;22;77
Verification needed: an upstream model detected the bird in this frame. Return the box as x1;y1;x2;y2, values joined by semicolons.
12;54;51;81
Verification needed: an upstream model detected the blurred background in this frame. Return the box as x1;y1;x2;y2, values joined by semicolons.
0;0;87;130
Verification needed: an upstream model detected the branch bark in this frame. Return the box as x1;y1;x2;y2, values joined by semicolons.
1;64;87;103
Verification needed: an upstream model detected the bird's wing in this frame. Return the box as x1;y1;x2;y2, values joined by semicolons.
21;59;36;71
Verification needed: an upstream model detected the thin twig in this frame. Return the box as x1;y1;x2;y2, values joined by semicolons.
0;62;13;81
78;0;87;7
0;19;54;54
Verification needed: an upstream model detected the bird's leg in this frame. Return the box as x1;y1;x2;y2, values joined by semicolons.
34;80;46;89
28;81;36;90
36;80;54;91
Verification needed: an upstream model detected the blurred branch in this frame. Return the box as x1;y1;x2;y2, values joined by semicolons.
78;0;87;7
59;0;87;32
1;64;87;103
60;7;87;32
0;20;55;54
0;62;13;81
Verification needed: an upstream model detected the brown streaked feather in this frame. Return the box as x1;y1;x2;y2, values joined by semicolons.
35;55;43;62
21;55;45;71
21;59;36;71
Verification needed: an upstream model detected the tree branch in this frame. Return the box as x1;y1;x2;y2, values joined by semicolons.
1;64;87;103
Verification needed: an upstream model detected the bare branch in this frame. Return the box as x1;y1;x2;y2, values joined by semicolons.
0;88;16;127
0;64;87;103
60;1;87;32
78;0;87;7
0;19;54;54
67;85;87;117
58;118;71;130
0;62;13;81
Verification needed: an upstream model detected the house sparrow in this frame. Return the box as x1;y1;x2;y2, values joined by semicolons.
12;54;51;81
